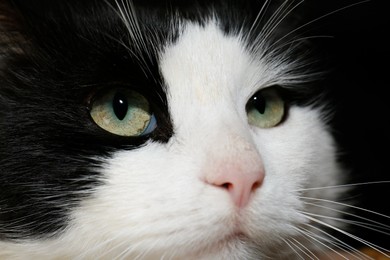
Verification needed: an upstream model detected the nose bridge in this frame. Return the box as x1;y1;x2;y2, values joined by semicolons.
225;128;256;155
210;114;258;159
202;109;263;166
193;110;262;170
217;128;262;174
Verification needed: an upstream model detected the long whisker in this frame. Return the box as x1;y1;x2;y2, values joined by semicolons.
259;0;291;38
296;181;390;192
300;196;390;220
293;226;349;259
283;238;305;260
302;201;390;232
245;0;271;41
306;223;372;259
303;214;390;257
291;237;320;259
302;212;390;255
103;0;158;81
293;228;330;259
255;0;304;51
301;224;374;260
261;0;299;37
116;0;149;58
269;0;371;50
269;35;334;53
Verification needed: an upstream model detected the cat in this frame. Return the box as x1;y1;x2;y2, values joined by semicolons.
0;0;389;259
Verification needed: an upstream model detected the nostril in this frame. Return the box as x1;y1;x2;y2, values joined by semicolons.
220;182;260;193
221;182;232;190
206;168;264;208
252;181;261;191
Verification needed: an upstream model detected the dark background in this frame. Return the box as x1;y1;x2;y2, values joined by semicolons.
311;0;390;250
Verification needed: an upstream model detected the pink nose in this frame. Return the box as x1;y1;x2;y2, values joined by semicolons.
206;164;265;208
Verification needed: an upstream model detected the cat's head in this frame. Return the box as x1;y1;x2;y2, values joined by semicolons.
0;0;347;258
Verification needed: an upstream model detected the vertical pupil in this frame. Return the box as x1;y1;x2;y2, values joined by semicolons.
113;92;128;120
253;94;266;114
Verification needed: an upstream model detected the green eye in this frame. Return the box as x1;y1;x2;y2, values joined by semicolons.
246;87;284;128
90;89;156;137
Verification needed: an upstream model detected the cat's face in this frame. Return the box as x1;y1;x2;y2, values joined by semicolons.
0;0;354;259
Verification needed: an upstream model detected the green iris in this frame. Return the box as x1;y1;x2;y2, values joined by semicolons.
90;89;156;137
246;87;284;128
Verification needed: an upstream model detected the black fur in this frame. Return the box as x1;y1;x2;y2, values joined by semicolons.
0;0;176;239
0;0;314;239
0;0;388;252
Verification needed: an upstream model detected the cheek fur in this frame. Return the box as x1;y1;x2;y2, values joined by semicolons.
0;1;358;258
44;107;342;259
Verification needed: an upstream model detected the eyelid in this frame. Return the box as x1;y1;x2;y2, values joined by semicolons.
85;84;146;108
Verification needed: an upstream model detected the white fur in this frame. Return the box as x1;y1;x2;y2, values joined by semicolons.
0;21;345;259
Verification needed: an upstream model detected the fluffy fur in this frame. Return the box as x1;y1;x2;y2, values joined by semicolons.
0;0;388;259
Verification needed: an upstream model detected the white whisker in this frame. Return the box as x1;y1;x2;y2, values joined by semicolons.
270;0;371;50
283;238;305;260
303;214;390;257
294;227;332;258
301;196;390;220
245;0;271;41
302;201;390;232
294;227;336;260
269;35;334;54
290;237;320;260
301;224;373;260
293;226;349;259
255;0;304;51
296;181;390;192
103;0;158;81
261;0;302;39
116;0;148;58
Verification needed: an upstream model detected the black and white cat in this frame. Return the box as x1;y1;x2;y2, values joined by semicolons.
0;0;389;259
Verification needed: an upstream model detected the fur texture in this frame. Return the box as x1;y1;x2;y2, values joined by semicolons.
0;0;388;259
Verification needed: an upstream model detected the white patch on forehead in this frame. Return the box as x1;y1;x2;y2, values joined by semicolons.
159;20;303;109
160;21;253;106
